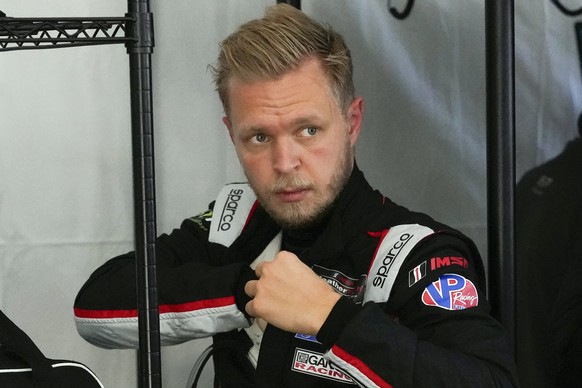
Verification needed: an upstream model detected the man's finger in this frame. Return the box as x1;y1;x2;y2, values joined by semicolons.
244;279;257;297
254;262;264;277
245;300;256;318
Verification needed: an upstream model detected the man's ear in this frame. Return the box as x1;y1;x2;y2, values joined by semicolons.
347;97;364;146
223;116;235;143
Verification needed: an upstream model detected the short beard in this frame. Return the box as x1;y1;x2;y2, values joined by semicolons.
265;177;335;230
248;139;354;230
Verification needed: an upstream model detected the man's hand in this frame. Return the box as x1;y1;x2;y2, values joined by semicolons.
244;251;341;335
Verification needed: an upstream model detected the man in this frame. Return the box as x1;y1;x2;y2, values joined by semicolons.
74;4;518;387
516;127;582;387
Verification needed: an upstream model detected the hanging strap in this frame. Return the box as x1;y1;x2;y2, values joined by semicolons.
0;309;53;381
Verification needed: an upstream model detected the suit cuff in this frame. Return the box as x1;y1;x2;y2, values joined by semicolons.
316;296;361;350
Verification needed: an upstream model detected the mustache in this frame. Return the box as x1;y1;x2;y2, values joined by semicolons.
269;175;314;193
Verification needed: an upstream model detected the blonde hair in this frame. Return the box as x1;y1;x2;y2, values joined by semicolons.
210;4;354;117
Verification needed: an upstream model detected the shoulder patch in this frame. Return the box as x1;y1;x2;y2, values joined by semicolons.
409;256;469;288
408;261;427;287
209;183;257;247
421;273;479;311
364;224;434;304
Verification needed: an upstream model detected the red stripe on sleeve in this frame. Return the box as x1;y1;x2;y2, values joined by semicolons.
331;345;394;388
74;308;137;319
158;296;236;313
74;296;236;319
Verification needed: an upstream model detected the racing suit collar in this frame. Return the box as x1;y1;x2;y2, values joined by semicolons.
293;162;381;266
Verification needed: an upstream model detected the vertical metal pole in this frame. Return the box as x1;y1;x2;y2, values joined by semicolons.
485;0;516;352
125;1;161;387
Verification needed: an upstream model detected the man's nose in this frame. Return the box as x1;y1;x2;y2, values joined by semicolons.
272;138;300;173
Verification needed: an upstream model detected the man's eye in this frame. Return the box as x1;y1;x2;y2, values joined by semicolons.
300;127;318;137
252;134;268;143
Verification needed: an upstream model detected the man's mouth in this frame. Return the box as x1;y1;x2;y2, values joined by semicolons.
274;187;311;203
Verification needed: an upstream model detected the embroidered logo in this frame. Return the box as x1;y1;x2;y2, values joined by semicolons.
364;224;434;305
430;256;468;270
208;183;256;247
216;188;245;232
410;257;469;288
421;274;479;311
292;348;355;384
312;265;366;304
294;333;320;344
408;261;427;286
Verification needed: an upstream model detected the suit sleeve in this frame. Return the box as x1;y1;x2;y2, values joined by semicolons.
316;236;519;388
73;212;252;349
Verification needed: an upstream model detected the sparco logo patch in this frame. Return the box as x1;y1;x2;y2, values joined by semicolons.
364;224;434;305
217;188;244;232
373;233;413;288
421;273;479;311
292;348;354;384
209;183;256;247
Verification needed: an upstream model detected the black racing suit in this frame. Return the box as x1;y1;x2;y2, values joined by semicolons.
74;165;518;387
516;137;582;388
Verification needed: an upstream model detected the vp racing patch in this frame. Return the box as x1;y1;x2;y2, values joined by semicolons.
292;348;355;384
421;273;479;311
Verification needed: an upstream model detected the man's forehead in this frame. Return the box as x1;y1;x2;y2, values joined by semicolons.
227;71;337;128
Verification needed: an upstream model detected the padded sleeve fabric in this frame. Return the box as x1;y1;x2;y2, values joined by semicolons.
318;235;518;388
74;215;252;349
